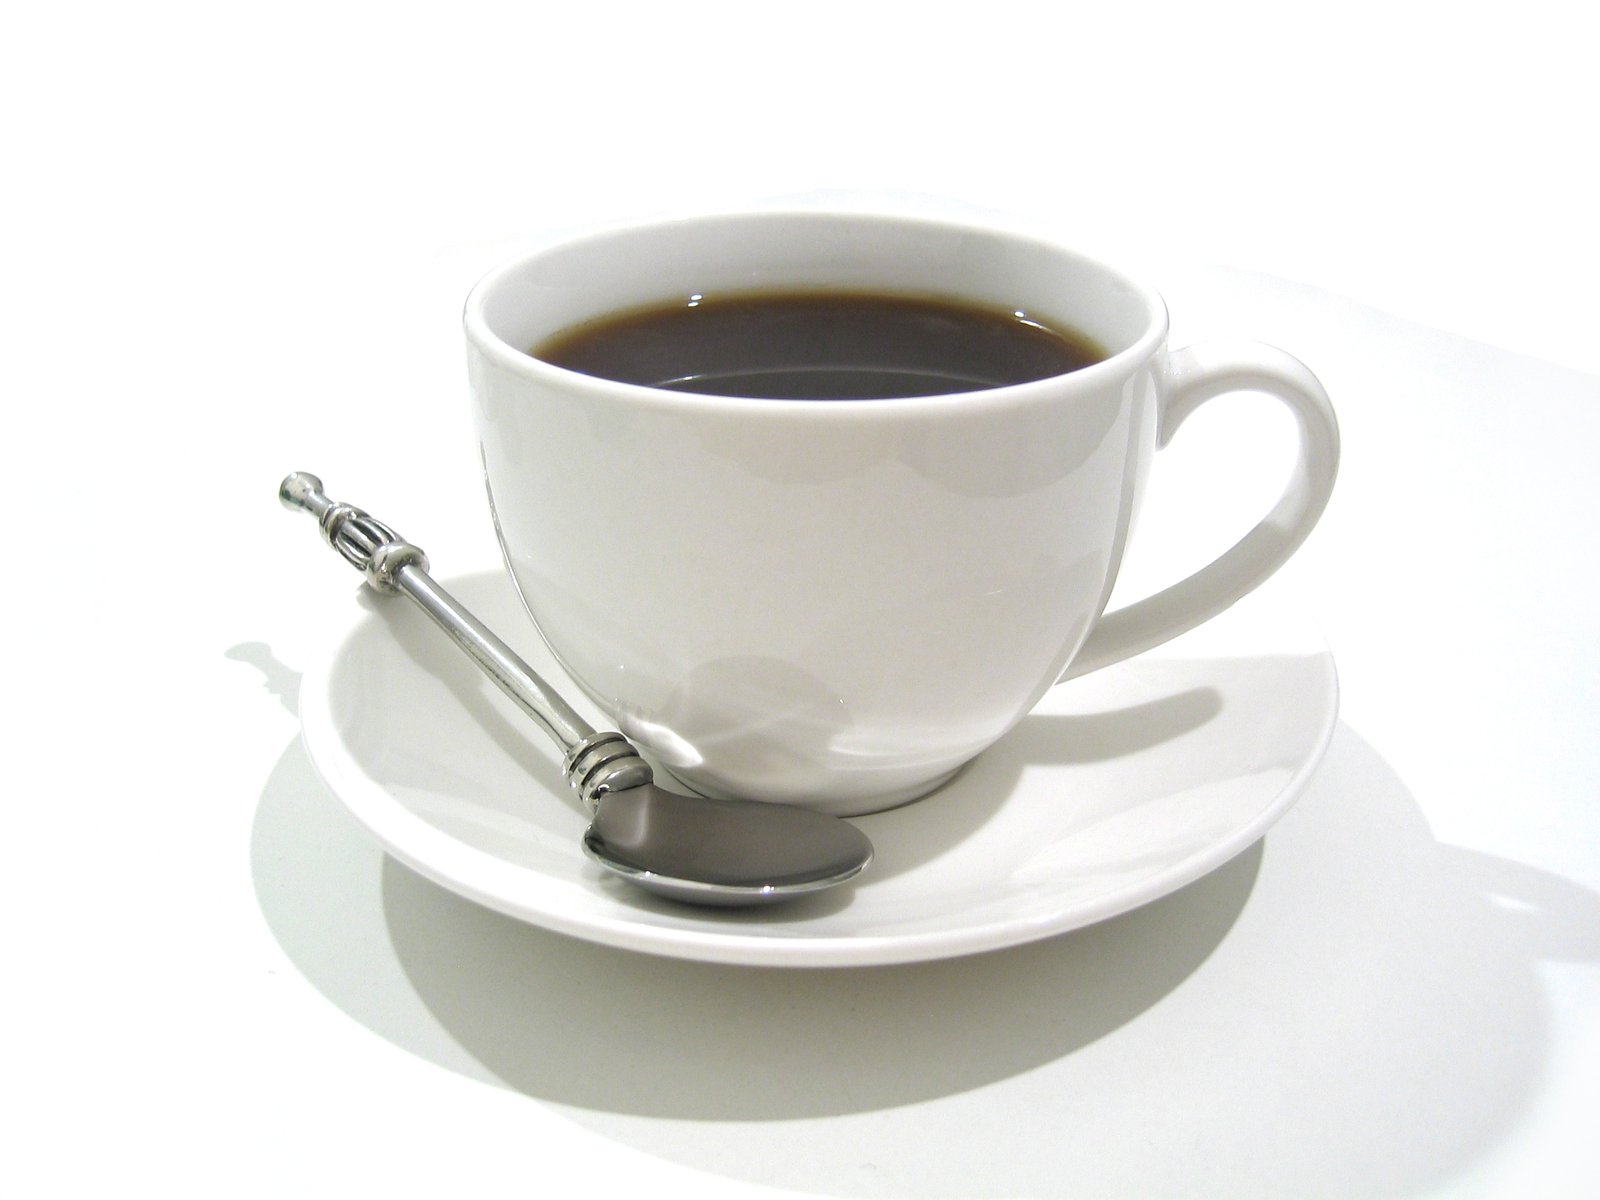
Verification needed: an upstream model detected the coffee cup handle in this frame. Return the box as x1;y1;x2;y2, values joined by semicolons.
1060;340;1340;682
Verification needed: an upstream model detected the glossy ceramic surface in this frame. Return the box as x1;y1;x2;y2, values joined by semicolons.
464;212;1338;813
299;570;1338;968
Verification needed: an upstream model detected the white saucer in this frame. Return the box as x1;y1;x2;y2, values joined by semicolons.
299;571;1337;967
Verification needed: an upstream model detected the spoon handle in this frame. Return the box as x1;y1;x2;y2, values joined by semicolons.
279;472;653;809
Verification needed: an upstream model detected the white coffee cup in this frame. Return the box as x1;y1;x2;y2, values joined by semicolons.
464;211;1338;815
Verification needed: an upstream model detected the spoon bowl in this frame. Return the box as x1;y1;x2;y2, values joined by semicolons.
584;782;873;905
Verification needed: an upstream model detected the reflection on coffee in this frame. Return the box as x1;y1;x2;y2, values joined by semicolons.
534;290;1106;400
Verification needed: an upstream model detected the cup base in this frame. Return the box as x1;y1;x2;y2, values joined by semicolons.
657;763;966;818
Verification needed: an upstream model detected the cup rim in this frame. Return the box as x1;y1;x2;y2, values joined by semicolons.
462;209;1170;413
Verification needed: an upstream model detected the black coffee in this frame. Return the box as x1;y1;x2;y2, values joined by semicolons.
534;290;1105;400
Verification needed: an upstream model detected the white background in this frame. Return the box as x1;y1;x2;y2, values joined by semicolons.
5;2;1597;1197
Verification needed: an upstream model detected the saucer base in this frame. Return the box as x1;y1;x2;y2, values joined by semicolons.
299;571;1337;967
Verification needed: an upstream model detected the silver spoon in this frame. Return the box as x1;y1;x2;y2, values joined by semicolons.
280;472;873;906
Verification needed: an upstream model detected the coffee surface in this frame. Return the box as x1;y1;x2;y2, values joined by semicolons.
534;290;1105;400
